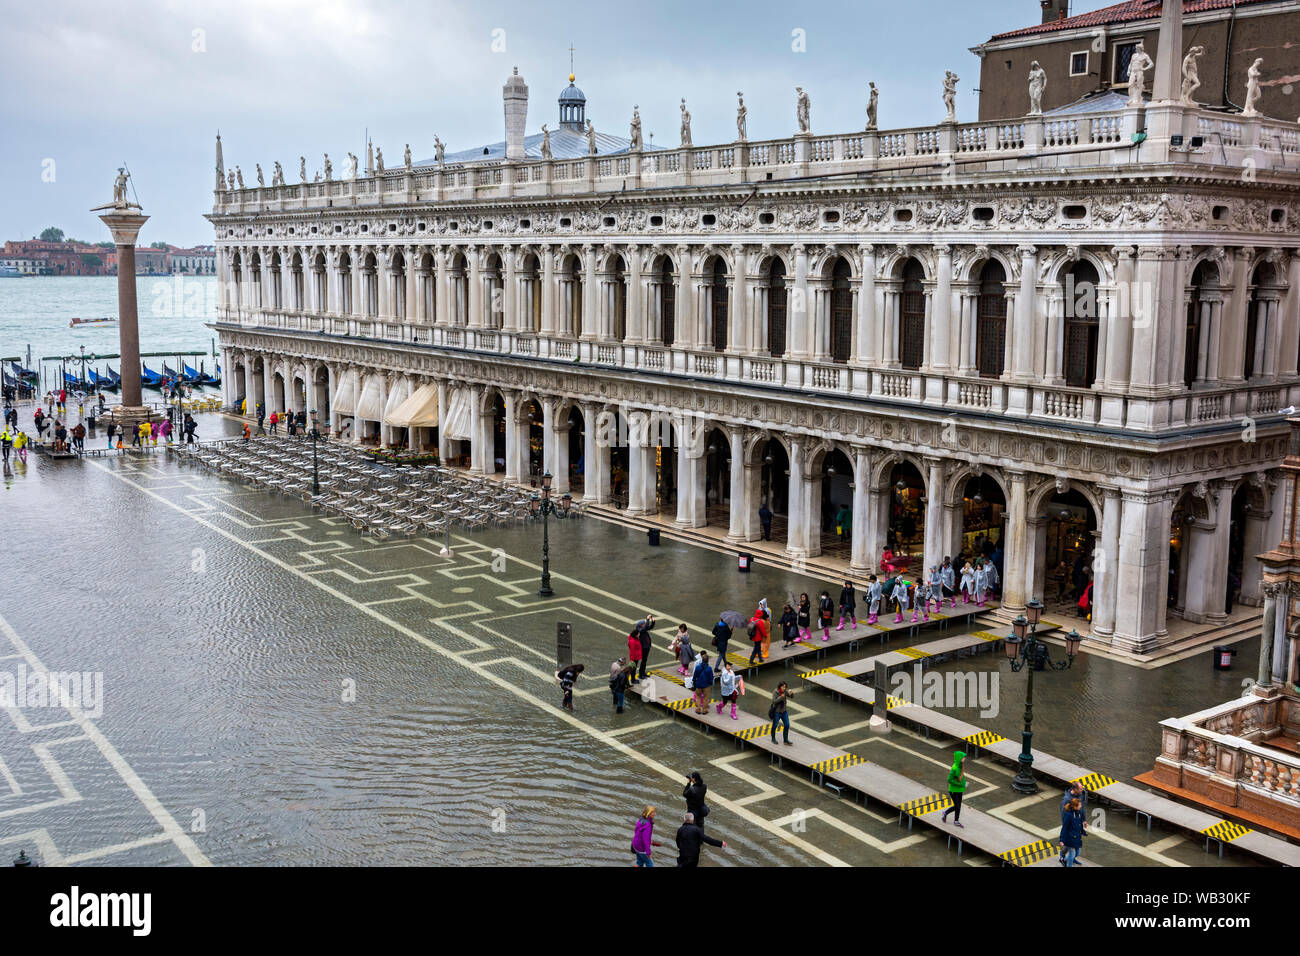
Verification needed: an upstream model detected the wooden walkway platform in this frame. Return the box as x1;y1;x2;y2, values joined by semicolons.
632;670;1096;867
797;643;1300;866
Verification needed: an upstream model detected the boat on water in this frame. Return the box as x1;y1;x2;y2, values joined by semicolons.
5;360;38;384
104;366;122;390
181;363;203;385
141;365;163;389
69;317;117;328
197;363;221;388
62;371;93;391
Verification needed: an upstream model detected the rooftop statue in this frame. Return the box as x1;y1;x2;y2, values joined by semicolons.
272;161;284;186
1181;45;1205;107
324;154;333;181
376;147;384;174
434;136;445;164
680;99;692;146
736;92;747;142
300;156;307;183
586;119;597;155
942;70;959;123
796;87;810;133
404;144;412;170
346;152;358;180
1127;41;1154;108
540;124;553;160
1243;58;1264;117
866;82;878;131
1028;61;1046;116
256;163;265;187
235;166;244;188
630;106;642;151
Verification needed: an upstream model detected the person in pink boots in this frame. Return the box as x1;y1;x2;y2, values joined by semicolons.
818;591;834;641
796;593;812;642
960;560;975;603
866;576;882;624
928;565;944;615
915;578;932;622
974;561;989;607
836;580;857;630
890;578;910;623
715;661;741;719
941;557;958;609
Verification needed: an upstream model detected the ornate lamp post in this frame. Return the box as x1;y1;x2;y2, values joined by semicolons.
1003;598;1082;793
529;471;571;596
309;407;320;496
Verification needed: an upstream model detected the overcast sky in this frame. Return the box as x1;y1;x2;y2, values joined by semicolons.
0;0;1118;247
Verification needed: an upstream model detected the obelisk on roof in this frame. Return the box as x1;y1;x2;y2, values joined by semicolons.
1151;0;1184;104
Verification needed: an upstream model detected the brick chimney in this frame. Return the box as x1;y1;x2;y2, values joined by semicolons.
1040;0;1069;24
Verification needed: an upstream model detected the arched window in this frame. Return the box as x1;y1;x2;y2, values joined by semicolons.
900;259;925;371
1063;260;1100;388
830;258;852;363
767;259;787;357
660;258;675;347
976;260;1007;378
710;259;728;351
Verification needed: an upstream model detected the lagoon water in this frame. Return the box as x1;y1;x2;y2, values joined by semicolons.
0;275;218;385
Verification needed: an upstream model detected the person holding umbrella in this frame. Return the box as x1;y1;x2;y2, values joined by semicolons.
714;611;746;671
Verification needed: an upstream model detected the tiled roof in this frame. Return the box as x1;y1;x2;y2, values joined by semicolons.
990;0;1282;41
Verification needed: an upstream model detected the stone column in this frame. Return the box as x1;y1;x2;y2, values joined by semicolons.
674;435;707;528
434;249;450;326
728;245;746;353
404;245;419;322
1091;486;1122;640
1257;582;1281;691
626;245;643;344
467;386;486;473
582;402;610;503
1240;500;1273;606
350;246;364;317
467;246;482;328
98;209;150;412
931;245;953;372
858;245;877;365
1105;246;1136;388
1012;245;1037;380
436;380;450;462
923;457;946;573
503;391;521;482
675;245;694;349
726;428;747;541
1002;471;1029;614
785;439;809;558
376;248;392;320
541;247;556;336
541;397;557;479
789;244;809;360
581;244;598;340
850;447;872;572
1112;491;1174;653
501;245;516;332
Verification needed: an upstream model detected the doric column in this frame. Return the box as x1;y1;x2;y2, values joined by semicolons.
673;415;707;528
1002;471;1029;614
541;397;557;479
726;428;747;541
467;385;486;473
785;438;809;557
850;447;873;572
582;402;610;503
922;457;946;573
1112;490;1175;652
1091;486;1122;639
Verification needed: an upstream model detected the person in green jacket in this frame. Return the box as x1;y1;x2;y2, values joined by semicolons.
834;504;852;542
940;750;967;828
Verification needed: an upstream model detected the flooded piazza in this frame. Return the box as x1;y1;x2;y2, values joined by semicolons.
0;409;1268;867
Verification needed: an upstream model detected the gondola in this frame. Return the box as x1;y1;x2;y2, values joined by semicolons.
7;361;38;384
141;365;163;389
182;363;203;385
199;363;221;388
104;367;122;390
63;371;93;391
86;368;115;391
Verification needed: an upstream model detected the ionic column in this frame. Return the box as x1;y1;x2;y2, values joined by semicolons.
467;246;482;328
350;246;364;317
626;245;643;344
581;244;597;340
789;244;809;359
922;456;946;573
541;247;556;335
1044;283;1065;384
1105;246;1135;388
404;246;419;322
435;249;450;327
1012;245;1037;380
728;246;746;353
726;428;747;541
850;447;873;572
502;246;517;332
1002;471;1029;614
857;245;877;365
675;245;694;349
1091;487;1122;640
931;245;953;372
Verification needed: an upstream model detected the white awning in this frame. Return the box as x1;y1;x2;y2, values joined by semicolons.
385;383;439;428
331;369;359;416
442;387;472;440
355;374;385;422
381;377;412;421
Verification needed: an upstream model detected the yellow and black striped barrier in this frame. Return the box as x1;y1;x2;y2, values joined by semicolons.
886;695;911;710
801;666;851;680
1202;820;1252;843
1071;772;1116;791
1000;839;1056;867
897;647;931;659
898;793;953;817
663;698;691;711
972;630;1004;642
651;669;685;687
736;724;770;741
964;730;1007;748
811;754;865;774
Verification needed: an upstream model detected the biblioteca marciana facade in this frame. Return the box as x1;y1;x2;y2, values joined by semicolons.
209;18;1300;655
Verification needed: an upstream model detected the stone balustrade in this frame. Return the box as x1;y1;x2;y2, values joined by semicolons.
212;106;1300;214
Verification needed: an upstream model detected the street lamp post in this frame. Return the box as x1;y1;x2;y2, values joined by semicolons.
529;471;571;597
309;407;320;496
1003;598;1082;793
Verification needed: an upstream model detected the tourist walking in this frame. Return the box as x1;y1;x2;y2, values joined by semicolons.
710;616;732;670
631;805;664;867
1059;797;1085;866
626;630;644;684
940;750;967;828
256;407;266;436
837;580;857;630
758;501;773;541
682;772;710;830
817;590;834;641
756;598;771;659
633;612;655;681
960;560;975;603
714;660;741;719
796;592;812;642
914;577;931;622
779;602;798;649
747;609;766;665
242;422;251;443
71;422;85;452
691;652;714;714
769;681;794;745
105;422;115;448
675;812;725;867
890;577;911;623
973;560;989;607
927;566;944;614
609;657;633;713
834;502;851;543
0;427;11;463
13;430;27;464
183;414;197;444
269;410;279;435
160;418;173;445
554;662;584;712
866;575;882;624
941;557;957;609
673;624;695;677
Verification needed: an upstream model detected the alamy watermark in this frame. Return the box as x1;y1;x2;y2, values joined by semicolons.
0;663;104;718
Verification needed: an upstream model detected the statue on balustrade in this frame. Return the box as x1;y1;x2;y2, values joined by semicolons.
630;106;642;150
942;71;959;123
680;98;692;146
375;147;384;173
866;82;878;131
586;119;598;155
1028;61;1046;116
434;136;445;164
299;156;307;183
272;161;284;186
1244;58;1264;117
323;154;333;180
404;144;412;170
736;92;747;141
1181;45;1205;106
256;163;265;187
796;87;811;133
540;124;553;160
1126;41;1154;108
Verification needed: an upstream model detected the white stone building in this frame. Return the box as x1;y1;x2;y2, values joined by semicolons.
208;20;1300;655
170;246;216;275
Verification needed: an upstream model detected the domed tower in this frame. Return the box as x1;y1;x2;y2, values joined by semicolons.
503;67;529;161
558;73;586;131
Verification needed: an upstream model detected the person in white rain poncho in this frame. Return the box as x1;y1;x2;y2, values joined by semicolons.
973;560;989;607
984;559;999;600
866;575;883;624
890;577;911;624
960;560;975;604
940;557;957;609
913;578;932;623
927;566;944;615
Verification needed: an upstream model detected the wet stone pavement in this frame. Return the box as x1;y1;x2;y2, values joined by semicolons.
0;412;1263;866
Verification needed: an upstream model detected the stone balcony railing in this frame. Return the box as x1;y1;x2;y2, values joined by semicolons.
211;106;1300;215
1156;695;1300;827
219;305;1300;435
